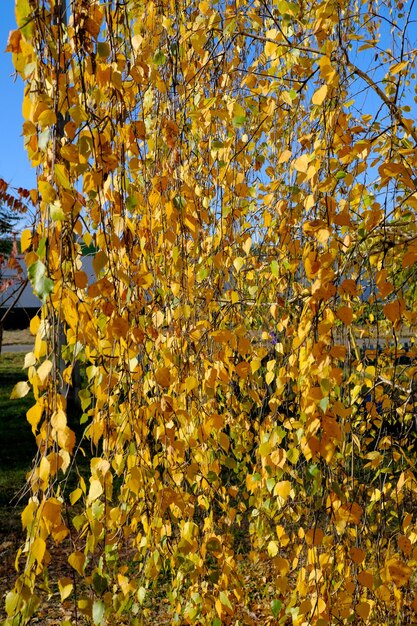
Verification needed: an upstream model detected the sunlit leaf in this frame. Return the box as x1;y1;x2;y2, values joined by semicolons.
10;381;30;399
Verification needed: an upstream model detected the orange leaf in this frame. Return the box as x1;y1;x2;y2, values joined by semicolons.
349;547;365;564
235;361;250;379
387;558;412;587
358;570;374;589
336;305;353;325
356;601;371;620
383;299;405;324
155;367;171;388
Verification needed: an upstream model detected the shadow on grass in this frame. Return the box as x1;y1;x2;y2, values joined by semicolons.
0;352;37;533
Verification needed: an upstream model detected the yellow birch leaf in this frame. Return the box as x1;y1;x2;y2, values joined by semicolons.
58;577;73;601
51;409;67;431
54;163;71;189
70;488;83;505
21;229;32;252
275;557;290;574
215;598;223;618
68;551;85;576
274;480;291;500
233;256;244;272
32;537;46;565
38;108;57;128
390;60;408;75
219;591;233;614
39;456;50;483
88;479;103;503
319;55;338;85
23;352;36;368
43;498;62;525
10;381;30;399
5;591;20;618
37;359;52;384
268;540;279;557
293;154;309;173
218;431;230;452
27;402;43;432
337;502;363;524
265;370;275;385
74;270;88;288
57;426;75;454
30;315;40;335
250;358;261;373
312;84;328;105
270;448;286;467
278;149;292;164
185;375;198;392
316;228;330;243
243;236;252;254
21;501;37;529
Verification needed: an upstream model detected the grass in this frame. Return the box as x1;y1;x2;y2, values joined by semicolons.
2;327;34;346
0;351;36;533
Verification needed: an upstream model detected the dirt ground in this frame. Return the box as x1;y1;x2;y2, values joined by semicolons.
2;328;33;346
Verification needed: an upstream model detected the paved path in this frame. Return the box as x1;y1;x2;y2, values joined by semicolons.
1;344;34;353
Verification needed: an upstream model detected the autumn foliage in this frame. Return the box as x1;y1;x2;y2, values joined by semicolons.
4;0;417;624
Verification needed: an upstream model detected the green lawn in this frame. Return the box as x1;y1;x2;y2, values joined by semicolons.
0;351;36;532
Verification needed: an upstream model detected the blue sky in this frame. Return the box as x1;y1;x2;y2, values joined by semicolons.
0;2;415;200
0;2;36;193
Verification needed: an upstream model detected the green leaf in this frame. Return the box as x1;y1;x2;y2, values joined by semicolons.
54;163;71;189
319;396;329;412
219;591;232;610
270;260;279;277
97;42;110;57
173;195;186;210
15;0;33;38
137;587;146;604
232;115;246;127
92;600;105;625
93;572;108;596
271;598;282;617
126;195;137;211
286;448;299;465
266;477;275;493
308;464;319;477
50;201;66;221
27;260;54;301
5;590;21;616
153;50;166;66
335;170;347;180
